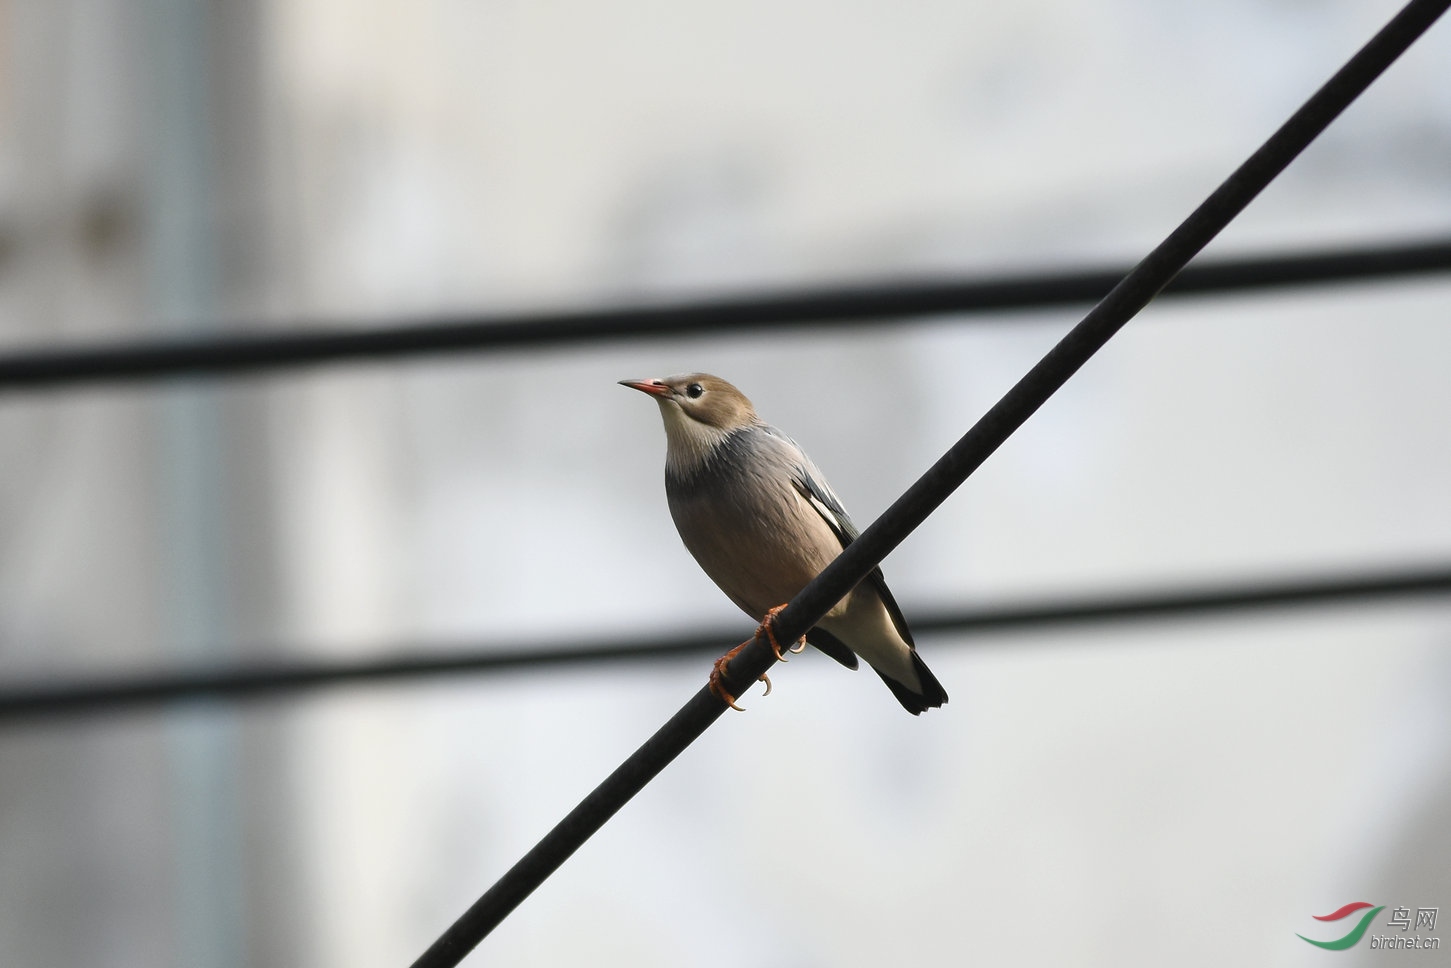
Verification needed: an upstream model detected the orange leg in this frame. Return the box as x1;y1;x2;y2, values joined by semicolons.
756;603;806;661
709;641;774;712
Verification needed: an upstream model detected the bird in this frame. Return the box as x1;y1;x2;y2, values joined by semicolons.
619;372;948;715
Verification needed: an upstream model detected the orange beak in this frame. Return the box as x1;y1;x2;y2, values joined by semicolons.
618;378;672;398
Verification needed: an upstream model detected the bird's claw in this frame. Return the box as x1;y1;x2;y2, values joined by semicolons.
711;679;745;712
709;606;799;711
757;603;805;661
709;643;772;711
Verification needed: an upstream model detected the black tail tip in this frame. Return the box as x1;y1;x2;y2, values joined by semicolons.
877;651;949;716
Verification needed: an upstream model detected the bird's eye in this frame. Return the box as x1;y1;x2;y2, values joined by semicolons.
685;383;704;399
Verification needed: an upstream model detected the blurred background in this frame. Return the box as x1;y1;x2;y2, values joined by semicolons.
1;0;1449;965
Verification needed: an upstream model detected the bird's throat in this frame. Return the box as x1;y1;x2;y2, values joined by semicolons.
659;402;736;478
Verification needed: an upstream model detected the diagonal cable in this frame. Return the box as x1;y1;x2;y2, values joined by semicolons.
0;237;1448;393
409;2;1451;964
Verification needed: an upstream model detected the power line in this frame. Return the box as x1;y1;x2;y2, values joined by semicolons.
408;3;1451;964
1;564;1447;724
0;237;1447;393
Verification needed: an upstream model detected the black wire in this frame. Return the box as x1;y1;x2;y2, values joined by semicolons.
0;565;1447;724
408;3;1451;964
0;237;1448;393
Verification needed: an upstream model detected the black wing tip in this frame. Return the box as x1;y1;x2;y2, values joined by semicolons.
806;628;860;670
876;651;949;716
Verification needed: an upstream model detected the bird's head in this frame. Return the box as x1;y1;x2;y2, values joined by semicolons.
619;373;759;472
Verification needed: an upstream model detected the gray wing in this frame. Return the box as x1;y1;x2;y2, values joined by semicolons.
762;428;917;661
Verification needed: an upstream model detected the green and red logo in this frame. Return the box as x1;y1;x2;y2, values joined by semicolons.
1298;902;1385;950
1298;903;1440;951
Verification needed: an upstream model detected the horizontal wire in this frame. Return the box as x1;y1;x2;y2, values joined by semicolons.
0;237;1448;393
0;564;1447;724
410;3;1451;963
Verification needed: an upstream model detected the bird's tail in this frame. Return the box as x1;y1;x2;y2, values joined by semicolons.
876;650;949;715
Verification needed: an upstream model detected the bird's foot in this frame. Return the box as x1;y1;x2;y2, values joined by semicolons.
709;642;772;711
756;603;806;661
